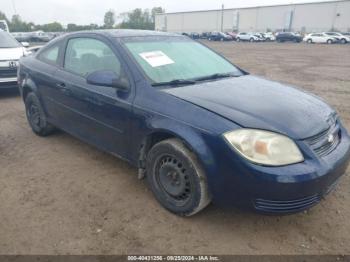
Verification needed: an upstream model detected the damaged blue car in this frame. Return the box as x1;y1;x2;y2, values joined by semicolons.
18;30;350;216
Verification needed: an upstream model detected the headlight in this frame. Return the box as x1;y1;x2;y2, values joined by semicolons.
223;129;304;166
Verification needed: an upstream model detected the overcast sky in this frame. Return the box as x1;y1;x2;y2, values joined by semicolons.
0;0;337;25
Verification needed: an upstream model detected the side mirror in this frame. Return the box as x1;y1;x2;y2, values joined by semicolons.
86;70;129;91
21;42;29;47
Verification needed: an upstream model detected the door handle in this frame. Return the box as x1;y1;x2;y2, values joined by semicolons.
56;82;71;94
56;82;67;89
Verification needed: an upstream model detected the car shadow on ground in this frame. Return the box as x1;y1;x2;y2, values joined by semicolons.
0;89;20;98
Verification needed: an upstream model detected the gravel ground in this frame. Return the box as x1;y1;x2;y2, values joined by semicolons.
0;42;349;255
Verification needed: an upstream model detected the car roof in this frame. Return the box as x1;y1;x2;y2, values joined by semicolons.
65;29;180;38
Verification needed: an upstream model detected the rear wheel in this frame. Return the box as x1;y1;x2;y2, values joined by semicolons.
236;37;240;42
146;138;211;216
307;39;312;44
327;39;333;44
25;92;55;136
340;38;347;44
249;38;254;42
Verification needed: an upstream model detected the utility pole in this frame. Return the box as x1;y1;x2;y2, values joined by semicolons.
221;4;224;32
11;0;17;15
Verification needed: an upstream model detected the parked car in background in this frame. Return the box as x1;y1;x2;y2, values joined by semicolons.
30;31;52;42
236;32;260;42
304;33;337;44
324;32;350;44
0;20;10;32
261;32;276;41
225;32;237;40
208;32;233;41
0;30;30;90
200;32;210;39
276;32;302;42
253;33;265;41
12;32;32;42
12;31;54;43
190;32;200;39
18;30;350;216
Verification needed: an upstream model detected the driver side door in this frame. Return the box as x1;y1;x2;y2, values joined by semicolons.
51;36;134;158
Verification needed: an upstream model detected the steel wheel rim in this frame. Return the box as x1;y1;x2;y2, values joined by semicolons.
28;103;41;129
155;154;192;204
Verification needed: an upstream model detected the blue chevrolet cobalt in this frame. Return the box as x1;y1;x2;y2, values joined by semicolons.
18;30;350;216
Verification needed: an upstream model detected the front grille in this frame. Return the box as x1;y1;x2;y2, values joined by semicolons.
0;68;17;78
255;195;321;213
304;121;340;158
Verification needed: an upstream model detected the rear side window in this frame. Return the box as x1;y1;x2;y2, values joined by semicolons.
64;38;121;77
37;44;60;64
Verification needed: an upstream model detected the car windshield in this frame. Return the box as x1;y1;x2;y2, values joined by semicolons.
0;31;20;48
122;36;243;84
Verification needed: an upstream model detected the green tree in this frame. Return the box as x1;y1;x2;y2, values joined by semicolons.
35;22;63;32
9;14;32;32
119;8;153;30
0;11;9;22
151;7;164;23
104;10;115;29
67;23;100;32
0;11;10;31
119;7;164;30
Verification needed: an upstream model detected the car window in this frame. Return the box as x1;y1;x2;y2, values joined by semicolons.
123;36;243;84
38;44;60;64
64;37;122;78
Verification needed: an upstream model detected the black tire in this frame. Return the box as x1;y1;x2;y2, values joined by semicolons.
307;39;312;44
25;92;55;136
327;39;333;44
208;37;211;41
249;38;254;42
146;138;211;216
236;37;240;42
340;38;347;44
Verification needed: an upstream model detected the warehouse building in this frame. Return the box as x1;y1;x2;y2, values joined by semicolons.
155;0;350;33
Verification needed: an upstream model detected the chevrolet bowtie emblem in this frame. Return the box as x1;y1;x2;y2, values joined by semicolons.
8;61;17;68
328;134;334;143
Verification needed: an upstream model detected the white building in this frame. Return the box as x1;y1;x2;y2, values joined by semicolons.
155;0;350;33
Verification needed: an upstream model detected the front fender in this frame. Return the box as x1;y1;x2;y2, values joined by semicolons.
136;116;221;198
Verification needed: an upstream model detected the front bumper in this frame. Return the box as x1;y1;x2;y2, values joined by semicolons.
0;77;18;89
207;125;350;214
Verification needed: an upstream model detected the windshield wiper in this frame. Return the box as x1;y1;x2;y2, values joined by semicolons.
152;79;196;87
194;73;236;82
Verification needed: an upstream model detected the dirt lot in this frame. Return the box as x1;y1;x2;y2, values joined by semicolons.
0;42;350;255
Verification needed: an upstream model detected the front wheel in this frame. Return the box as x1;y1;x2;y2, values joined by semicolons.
236;37;240;42
25;92;56;136
327;39;333;44
249;38;254;42
307;39;312;44
146;138;211;216
340;38;347;44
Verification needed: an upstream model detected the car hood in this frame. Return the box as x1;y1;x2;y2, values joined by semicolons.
0;47;24;60
163;75;334;139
